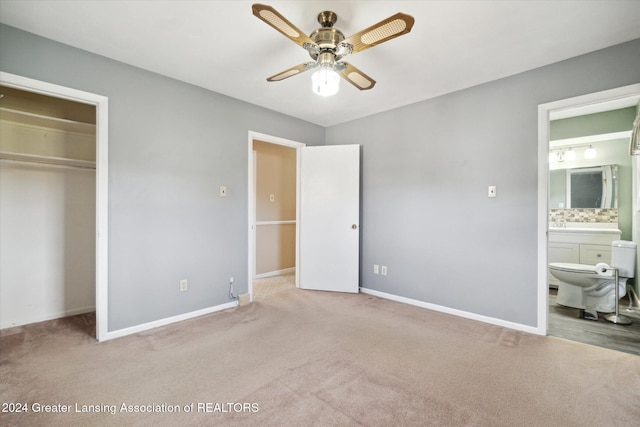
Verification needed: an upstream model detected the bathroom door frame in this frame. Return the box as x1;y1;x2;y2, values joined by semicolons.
0;71;109;341
537;83;640;335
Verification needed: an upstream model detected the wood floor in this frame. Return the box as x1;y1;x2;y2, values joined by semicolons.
548;288;640;356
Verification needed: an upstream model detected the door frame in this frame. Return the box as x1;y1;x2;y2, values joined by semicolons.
247;131;305;301
537;83;640;336
0;71;109;341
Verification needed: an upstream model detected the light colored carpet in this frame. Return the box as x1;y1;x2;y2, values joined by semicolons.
253;272;295;300
1;288;639;426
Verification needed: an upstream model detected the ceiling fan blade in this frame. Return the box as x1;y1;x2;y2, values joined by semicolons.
338;63;376;90
267;62;316;82
343;12;415;54
252;4;317;49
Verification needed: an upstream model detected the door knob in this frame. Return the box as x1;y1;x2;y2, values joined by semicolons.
352;224;358;229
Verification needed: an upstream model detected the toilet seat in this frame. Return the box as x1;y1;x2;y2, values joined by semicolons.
549;263;598;275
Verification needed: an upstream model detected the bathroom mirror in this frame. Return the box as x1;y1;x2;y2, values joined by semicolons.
550;164;618;208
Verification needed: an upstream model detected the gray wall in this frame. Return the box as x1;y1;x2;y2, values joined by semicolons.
326;39;640;327
2;22;639;332
0;24;324;331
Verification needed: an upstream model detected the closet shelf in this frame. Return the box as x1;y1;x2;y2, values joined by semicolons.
255;220;296;226
0;151;96;169
0;107;96;135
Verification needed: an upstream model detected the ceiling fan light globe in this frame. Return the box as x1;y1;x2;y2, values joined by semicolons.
311;68;340;96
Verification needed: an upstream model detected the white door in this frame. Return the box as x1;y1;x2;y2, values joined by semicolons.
299;145;360;293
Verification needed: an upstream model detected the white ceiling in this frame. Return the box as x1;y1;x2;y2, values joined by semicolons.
1;0;639;127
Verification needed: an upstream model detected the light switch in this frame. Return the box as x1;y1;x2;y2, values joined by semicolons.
269;194;275;203
219;186;227;197
488;186;497;198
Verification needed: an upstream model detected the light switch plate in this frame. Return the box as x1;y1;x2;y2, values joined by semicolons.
220;186;227;197
488;186;497;198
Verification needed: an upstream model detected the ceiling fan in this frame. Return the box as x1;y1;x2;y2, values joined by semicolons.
252;3;415;96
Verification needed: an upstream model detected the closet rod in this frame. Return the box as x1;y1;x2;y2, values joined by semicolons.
0;151;96;170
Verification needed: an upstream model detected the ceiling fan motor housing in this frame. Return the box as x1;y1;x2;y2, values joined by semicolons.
308;11;345;62
310;27;345;50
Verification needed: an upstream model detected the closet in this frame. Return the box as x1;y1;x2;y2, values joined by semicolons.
0;85;96;328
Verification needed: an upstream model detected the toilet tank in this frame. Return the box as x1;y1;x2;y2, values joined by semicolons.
611;240;637;277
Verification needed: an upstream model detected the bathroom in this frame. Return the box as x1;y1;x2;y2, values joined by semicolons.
548;101;640;355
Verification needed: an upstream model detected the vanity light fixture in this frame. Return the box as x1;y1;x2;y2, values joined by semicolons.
549;150;575;163
549;145;596;163
584;145;597;159
563;148;576;161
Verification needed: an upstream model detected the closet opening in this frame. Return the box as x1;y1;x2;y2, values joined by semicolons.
0;84;97;337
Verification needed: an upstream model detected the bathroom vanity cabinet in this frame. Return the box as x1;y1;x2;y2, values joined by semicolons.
548;227;621;287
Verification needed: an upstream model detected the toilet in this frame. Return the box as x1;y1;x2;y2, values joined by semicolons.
549;240;637;320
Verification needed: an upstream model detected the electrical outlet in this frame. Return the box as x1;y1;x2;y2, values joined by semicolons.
230;276;234;284
381;266;388;276
180;279;188;292
373;264;379;274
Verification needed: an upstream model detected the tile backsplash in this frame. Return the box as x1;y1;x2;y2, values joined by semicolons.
549;208;618;223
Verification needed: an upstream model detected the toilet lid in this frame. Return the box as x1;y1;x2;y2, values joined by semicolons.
549;262;597;274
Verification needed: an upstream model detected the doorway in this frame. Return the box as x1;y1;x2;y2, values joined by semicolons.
247;131;304;301
538;83;640;353
0;72;108;340
247;133;361;301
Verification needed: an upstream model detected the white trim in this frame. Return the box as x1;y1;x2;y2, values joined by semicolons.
247;131;305;303
360;287;542;336
0;71;109;342
537;83;640;337
249;131;307;148
549;130;632;148
295;147;302;290
101;302;238;341
537;103;550;336
255;267;296;279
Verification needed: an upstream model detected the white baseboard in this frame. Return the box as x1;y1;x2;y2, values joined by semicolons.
1;305;96;330
99;301;238;342
255;267;295;279
360;287;543;336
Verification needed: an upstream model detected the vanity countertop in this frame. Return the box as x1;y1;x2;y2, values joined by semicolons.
549;223;621;235
549;227;621;234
